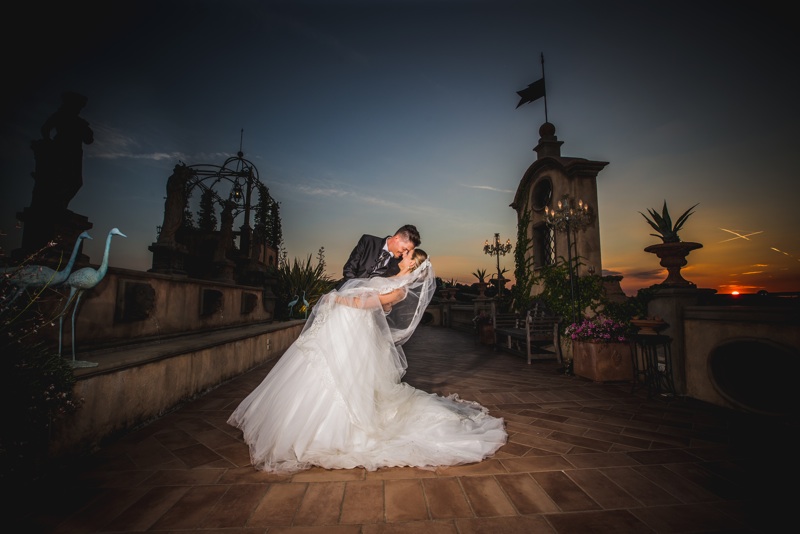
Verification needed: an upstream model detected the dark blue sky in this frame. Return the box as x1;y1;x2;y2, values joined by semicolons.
2;0;797;294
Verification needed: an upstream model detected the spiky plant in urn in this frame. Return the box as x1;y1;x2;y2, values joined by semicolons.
640;201;702;287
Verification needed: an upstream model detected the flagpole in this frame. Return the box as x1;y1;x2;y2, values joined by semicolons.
541;52;548;123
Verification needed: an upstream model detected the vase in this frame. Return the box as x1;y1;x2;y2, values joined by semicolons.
476;282;488;297
644;241;703;287
572;340;633;383
630;318;669;335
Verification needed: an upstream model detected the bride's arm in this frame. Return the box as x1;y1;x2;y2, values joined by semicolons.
334;287;406;311
379;287;407;312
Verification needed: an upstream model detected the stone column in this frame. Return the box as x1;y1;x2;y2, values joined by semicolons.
647;286;716;394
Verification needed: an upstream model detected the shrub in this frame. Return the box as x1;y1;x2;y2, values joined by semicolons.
1;250;83;483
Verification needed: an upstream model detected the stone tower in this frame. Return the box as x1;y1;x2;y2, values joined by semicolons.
511;121;608;287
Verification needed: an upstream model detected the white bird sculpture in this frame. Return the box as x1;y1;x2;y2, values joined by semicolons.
301;290;309;318
1;231;92;309
287;294;299;317
58;228;126;367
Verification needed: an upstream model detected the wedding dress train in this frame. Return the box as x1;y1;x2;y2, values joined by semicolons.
228;273;506;474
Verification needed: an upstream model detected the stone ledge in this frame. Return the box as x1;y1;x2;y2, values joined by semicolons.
51;320;305;459
71;320;307;379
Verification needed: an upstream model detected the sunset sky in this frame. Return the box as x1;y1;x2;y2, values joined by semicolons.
1;0;797;296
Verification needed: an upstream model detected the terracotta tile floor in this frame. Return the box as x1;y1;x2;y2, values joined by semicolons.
14;325;794;533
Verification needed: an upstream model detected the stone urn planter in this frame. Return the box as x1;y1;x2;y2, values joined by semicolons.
630;318;669;335
476;282;488;298
572;341;633;383
644;241;702;287
442;287;458;301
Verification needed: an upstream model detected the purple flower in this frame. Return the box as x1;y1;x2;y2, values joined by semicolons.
565;316;630;343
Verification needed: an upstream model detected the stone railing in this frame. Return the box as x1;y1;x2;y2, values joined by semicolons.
38;266;278;351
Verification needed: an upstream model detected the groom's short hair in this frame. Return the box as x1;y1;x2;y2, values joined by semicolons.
394;225;421;247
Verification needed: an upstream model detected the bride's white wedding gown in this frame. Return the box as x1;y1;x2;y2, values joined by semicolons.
227;284;507;474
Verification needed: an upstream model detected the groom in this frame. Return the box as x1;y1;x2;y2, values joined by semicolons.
337;224;421;289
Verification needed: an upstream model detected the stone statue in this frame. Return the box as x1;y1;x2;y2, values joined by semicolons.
215;200;235;262
158;163;191;245
30;91;94;212
250;226;264;264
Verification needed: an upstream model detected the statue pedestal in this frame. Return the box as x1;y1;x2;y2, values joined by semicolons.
148;242;188;276
212;259;236;284
14;207;93;266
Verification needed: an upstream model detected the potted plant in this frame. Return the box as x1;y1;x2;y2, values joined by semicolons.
472;268;489;297
640;201;702;287
442;278;459;300
565;316;634;382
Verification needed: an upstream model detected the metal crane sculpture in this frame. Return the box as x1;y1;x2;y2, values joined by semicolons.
301;290;309;319
1;231;92;310
287;294;299;318
58;228;126;367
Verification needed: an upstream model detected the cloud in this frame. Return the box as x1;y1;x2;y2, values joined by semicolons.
459;184;515;194
293;182;402;210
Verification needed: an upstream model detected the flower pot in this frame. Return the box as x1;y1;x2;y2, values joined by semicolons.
477;323;494;345
644;241;703;287
630;318;668;335
476;282;488;297
572;340;633;383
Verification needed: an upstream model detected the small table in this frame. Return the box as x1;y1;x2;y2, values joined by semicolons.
630;334;675;398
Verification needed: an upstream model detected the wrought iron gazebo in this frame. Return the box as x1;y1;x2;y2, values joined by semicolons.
149;134;281;286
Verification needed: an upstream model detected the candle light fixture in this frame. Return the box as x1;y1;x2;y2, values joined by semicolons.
544;194;594;322
483;232;513;297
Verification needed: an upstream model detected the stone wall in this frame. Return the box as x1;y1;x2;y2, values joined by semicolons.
40;266;277;351
683;305;799;415
50;321;304;459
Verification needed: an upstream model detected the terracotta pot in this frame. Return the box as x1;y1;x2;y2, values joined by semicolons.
644;241;702;287
477;323;494;345
572;340;633;383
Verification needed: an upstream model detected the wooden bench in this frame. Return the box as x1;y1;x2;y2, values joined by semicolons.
492;305;562;364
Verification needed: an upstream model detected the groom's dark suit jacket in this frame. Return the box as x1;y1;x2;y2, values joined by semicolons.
337;234;400;289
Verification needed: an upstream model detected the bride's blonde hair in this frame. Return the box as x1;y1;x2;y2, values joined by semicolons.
409;249;427;272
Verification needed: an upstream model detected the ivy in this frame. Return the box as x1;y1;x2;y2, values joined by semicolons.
511;208;535;312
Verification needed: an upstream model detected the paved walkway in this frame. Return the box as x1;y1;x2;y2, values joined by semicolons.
16;325;793;532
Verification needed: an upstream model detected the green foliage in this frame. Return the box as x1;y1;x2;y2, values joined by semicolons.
197;188;218;232
1;252;83;483
532;260;603;324
254;182;283;251
471;268;488;283
531;258;651;334
601;287;653;324
512;209;535;312
275;253;335;319
640;201;698;243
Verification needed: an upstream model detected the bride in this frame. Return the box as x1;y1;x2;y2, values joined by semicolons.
228;249;507;474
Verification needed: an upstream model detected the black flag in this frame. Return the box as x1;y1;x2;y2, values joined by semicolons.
515;78;546;109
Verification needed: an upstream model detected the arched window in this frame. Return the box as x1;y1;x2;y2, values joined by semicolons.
532;222;554;269
531;177;555;269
